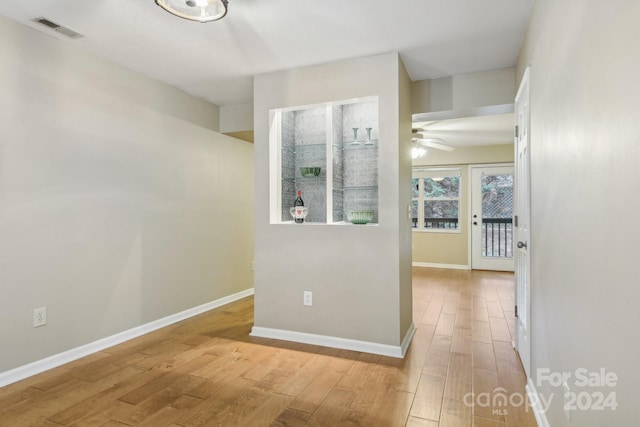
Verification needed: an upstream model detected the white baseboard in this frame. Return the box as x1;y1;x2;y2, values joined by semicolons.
0;288;254;388
526;377;550;427
412;262;470;270
400;323;416;357
250;322;416;359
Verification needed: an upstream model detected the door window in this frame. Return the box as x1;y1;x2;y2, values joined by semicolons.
481;174;514;258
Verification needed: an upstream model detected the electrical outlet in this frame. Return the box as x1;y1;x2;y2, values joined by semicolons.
563;381;572;422
33;307;47;328
303;291;313;306
251;260;255;271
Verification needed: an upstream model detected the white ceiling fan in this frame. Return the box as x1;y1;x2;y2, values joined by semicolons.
411;110;516;151
411;128;455;158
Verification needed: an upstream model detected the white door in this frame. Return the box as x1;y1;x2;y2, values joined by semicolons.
471;166;515;272
515;67;532;377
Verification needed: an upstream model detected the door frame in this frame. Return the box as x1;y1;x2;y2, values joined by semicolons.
514;66;532;378
469;164;515;271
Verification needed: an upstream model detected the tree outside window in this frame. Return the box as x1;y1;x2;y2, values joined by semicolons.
412;168;461;231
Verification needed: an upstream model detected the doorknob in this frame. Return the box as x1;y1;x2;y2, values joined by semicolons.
473;221;478;225
517;241;527;249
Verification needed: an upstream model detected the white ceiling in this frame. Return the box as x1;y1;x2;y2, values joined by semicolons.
0;0;533;107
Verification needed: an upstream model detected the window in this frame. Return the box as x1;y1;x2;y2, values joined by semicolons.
412;168;461;231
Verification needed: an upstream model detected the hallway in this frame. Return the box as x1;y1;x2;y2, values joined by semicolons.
0;268;537;426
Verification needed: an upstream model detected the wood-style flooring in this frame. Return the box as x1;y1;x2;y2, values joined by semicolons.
0;268;538;426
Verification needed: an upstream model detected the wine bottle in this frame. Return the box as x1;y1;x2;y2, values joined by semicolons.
294;190;304;223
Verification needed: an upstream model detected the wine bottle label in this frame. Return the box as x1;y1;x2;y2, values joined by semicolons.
294;207;305;219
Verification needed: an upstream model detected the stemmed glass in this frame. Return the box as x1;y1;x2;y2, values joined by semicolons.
365;127;373;145
351;127;360;145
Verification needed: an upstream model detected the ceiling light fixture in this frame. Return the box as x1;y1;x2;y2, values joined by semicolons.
155;0;228;23
411;143;427;159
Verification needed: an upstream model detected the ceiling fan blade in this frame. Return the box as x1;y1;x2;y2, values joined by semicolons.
413;137;456;152
412;120;442;131
424;140;455;151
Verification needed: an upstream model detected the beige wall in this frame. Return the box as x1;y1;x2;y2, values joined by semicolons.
220;103;253;133
220;103;255;142
517;1;640;425
411;67;516;114
412;144;513;266
253;53;412;349
398;57;414;341
0;16;254;374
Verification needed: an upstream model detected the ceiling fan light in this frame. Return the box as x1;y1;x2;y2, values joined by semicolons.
411;146;427;159
155;0;228;22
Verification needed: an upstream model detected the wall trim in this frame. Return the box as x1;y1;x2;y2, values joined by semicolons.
400;323;416;357
0;288;254;388
251;322;416;359
526;377;550;427
412;262;470;270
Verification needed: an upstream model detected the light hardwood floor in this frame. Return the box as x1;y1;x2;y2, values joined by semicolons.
0;268;538;426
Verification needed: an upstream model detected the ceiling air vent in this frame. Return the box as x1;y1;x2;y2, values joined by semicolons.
31;17;84;39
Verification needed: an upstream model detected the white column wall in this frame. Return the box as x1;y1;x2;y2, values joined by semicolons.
253;53;412;350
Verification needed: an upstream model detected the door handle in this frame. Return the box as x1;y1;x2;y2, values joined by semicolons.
517;241;527;249
473;221;478;225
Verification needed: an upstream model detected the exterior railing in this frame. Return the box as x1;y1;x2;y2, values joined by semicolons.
411;217;513;259
482;218;513;258
411;217;459;229
425;218;459;229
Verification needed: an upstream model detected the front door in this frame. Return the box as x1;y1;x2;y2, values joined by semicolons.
471;166;515;271
515;67;532;377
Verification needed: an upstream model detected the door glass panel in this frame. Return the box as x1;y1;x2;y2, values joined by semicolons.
481;174;514;258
